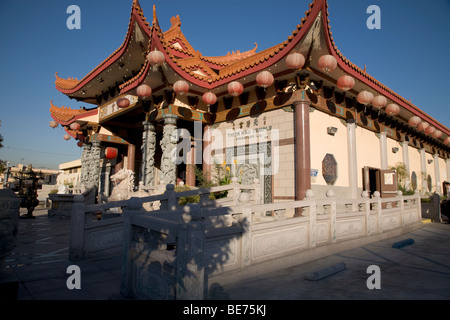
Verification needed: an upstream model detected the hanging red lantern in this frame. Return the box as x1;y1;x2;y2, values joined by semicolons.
357;90;374;105
256;71;274;88
63;134;71;141
445;137;450;145
105;147;118;160
136;84;152;99
49;120;58;128
385;103;400;116
417;121;429;132
433;130;443;138
117;97;130;108
425;126;436;135
173;80;190;95
408;116;421;127
227;81;244;96
70;122;81;131
318;54;337;73
77;141;83;147
285;52;305;69
202;92;217;106
372;95;387;109
336;75;355;91
147;49;165;65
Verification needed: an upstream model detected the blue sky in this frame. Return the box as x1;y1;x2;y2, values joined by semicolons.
0;0;449;170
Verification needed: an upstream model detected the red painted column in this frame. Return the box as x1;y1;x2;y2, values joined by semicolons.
127;143;136;172
293;98;311;216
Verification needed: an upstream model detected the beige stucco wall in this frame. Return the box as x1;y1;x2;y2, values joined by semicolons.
210;106;448;198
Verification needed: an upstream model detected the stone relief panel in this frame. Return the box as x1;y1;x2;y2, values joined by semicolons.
322;153;338;185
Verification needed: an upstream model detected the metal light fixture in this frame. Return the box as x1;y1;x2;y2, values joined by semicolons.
427;159;433;164
327;127;338;136
392;147;399;153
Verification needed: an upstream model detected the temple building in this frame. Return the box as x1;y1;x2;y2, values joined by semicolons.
49;0;450;205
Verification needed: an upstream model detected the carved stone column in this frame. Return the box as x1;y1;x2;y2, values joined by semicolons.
80;143;91;187
141;121;157;186
89;141;101;189
160;114;178;185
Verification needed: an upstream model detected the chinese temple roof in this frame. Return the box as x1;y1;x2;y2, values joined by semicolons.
53;0;449;143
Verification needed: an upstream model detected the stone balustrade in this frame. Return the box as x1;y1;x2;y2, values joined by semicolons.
120;189;423;299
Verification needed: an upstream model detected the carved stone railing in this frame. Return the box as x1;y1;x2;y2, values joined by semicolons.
120;189;423;299
68;180;260;261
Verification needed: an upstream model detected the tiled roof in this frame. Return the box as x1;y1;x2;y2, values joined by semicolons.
49;100;90;124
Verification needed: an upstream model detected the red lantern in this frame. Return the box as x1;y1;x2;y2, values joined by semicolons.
70;122;81;131
433;130;443;138
445;137;450;145
202;92;217;106
63;134;71;141
136;84;152;99
285;52;305;69
77;141;83;147
49;120;58;128
372;95;387;109
117;97;130;108
425;126;436;135
417;121;429;132
385;103;400;116
256;71;274;88
357;91;374;105
173;80;190;95
408;116;421;127
318;54;337;73
147;49;165;65
227;81;244;96
336;75;355;91
105;147;118;160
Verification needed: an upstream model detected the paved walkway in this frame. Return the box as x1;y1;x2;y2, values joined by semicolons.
1;207;449;300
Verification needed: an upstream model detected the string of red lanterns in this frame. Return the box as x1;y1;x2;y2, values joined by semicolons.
202;92;217;106
256;71;274;88
318;54;337;73
227;81;244;96
136;84;152;99
336;75;355;91
117;97;130;108
173;80;190;95
147;49;165;66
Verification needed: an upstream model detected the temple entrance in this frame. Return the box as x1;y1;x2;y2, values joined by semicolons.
362;166;398;207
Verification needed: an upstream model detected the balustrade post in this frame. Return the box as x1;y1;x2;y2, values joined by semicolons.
164;184;177;211
242;206;252;267
362;191;371;235
176;204;205;300
307;190;316;248
69;195;86;261
397;191;405;226
327;190;337;243
120;197;145;298
373;191;382;233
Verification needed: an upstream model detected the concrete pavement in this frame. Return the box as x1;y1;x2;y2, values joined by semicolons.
1;207;449;300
